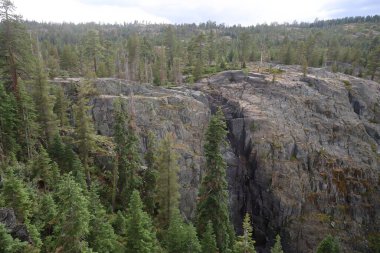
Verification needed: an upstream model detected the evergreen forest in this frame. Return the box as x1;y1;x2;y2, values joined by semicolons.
0;0;379;252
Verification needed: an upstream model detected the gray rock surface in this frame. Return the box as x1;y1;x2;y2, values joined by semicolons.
55;67;380;253
198;69;380;253
0;208;31;242
89;79;211;219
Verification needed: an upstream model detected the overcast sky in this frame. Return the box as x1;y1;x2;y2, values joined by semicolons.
12;0;380;26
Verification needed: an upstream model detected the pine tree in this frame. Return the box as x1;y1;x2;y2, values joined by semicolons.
283;44;295;65
142;130;158;216
0;0;33;97
165;211;201;253
271;234;284;253
305;35;316;66
51;137;86;186
45;43;60;78
2;165;32;221
196;108;234;253
54;173;90;252
172;57;182;85
155;133;180;230
127;34;141;81
124;103;142;202
17;81;40;160
53;85;70;129
153;46;167;85
113;98;126;210
83;29;103;76
101;39;116;78
64;145;87;188
164;26;176;69
0;223;27;253
49;134;66;171
327;38;340;65
192;33;206;81
125;190;158;253
74;81;97;186
111;210;128;252
0;82;18;160
60;44;79;75
35;192;57;237
233;213;256;253
316;235;340;253
113;210;127;237
207;30;217;66
87;186;118;253
30;146;60;190
367;45;380;80
193;57;203;81
201;221;218;253
299;42;308;78
25;220;42;250
113;98;142;210
239;31;250;66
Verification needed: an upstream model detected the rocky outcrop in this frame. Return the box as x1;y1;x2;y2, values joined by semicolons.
55;66;379;252
0;208;31;242
196;68;380;253
90;79;211;219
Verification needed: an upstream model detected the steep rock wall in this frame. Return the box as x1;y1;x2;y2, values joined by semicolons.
54;66;380;252
196;68;380;252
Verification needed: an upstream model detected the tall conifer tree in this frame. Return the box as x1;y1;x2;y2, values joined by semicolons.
54;173;90;252
125;190;158;253
0;0;33;97
113;98;142;210
0;82;18;160
155;133;180;230
87;186;118;252
74;81;96;186
33;58;58;145
142;130;158;216
196;108;234;253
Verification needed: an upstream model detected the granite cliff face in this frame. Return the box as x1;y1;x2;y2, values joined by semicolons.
196;67;380;253
58;66;379;252
89;79;211;219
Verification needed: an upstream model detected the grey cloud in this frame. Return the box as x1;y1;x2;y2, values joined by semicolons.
78;0;380;25
323;0;380;18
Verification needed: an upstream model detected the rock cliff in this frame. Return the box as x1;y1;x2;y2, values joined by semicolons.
55;66;379;252
196;67;380;253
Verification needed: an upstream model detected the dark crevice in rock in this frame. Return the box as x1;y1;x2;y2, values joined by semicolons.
348;91;362;116
205;90;274;252
364;124;380;145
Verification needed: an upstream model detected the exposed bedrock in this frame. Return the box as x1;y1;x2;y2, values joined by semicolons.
198;68;380;253
54;66;379;252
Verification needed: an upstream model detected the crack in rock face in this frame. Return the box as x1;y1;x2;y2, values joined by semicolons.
199;69;380;253
53;67;380;253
